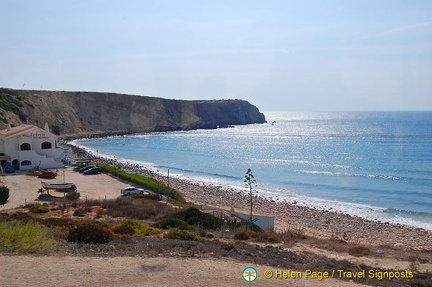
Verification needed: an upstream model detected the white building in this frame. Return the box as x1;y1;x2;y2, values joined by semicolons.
0;123;72;171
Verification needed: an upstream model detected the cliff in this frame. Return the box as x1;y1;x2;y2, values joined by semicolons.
0;88;265;137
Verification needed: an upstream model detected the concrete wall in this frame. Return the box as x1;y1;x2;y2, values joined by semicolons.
230;210;275;230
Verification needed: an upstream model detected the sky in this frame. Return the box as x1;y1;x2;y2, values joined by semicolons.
1;0;431;111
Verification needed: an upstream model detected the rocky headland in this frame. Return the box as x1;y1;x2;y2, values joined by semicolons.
0;88;266;136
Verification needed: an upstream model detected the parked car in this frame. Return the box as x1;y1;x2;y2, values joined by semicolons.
120;186;144;196
2;162;14;173
38;171;58;179
79;165;96;173
4;165;14;173
83;167;102;175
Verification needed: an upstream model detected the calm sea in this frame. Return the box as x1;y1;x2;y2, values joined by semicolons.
75;112;432;230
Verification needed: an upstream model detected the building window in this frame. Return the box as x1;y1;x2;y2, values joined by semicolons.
20;143;31;151
41;142;52;149
21;160;32;166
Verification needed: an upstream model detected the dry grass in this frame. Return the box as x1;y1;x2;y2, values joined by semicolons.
0;220;59;253
348;245;371;257
54;197;178;221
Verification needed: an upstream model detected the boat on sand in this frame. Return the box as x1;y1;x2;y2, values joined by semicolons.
41;181;77;191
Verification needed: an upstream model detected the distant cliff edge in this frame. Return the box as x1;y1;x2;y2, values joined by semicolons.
0;88;266;137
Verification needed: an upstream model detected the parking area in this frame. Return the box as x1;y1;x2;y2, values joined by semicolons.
1;166;129;210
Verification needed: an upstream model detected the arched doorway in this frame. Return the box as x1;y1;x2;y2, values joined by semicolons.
12;159;19;170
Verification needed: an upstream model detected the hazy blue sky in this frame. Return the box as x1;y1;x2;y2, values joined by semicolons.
1;0;431;111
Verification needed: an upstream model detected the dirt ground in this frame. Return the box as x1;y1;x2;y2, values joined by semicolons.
0;168;425;286
0;255;370;287
1;166;128;210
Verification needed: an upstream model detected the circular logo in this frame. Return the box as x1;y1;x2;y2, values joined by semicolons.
264;270;273;278
243;267;258;282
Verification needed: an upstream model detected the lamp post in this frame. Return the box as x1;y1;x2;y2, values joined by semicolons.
63;167;66;198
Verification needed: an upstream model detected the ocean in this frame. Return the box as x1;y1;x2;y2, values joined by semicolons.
75;111;432;230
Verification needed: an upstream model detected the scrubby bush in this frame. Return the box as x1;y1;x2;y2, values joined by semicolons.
30;204;50;213
163;228;204;241
68;223;111;244
110;219;162;236
111;225;135;236
225;241;239;251
42;217;75;231
234;231;255;240
171;207;224;230
73;206;92;217
348;245;371;257
261;234;283;243
158;218;194;230
0;220;58;253
0;186;10;204
65;190;80;200
101;197;175;220
289;232;307;239
229;221;263;233
234;231;282;243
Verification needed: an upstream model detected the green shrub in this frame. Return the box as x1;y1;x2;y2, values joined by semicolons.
159;218;194;230
289;232;307;239
163;228;204;241
111;225;135;236
0;186;10;204
132;193;163;201
171;207;224;230
168;198;186;206
94;163;185;202
225;241;239;251
68;223;111;244
348;245;371;257
30;204;50;213
110;219;162;236
0;220;58;253
229;221;263;233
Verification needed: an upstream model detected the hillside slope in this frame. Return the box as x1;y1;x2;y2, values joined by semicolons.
0;88;265;136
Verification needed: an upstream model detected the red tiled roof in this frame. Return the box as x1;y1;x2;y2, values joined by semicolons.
0;125;39;139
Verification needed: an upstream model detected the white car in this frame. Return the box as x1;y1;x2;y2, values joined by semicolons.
120;186;144;196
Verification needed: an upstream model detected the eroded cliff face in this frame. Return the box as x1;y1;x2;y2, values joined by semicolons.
0;88;266;136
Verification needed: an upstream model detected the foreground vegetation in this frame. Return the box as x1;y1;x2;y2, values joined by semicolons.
0;196;431;286
0;186;10;204
0;220;58;253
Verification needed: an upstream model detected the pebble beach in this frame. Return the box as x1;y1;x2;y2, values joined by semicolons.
72;145;432;251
